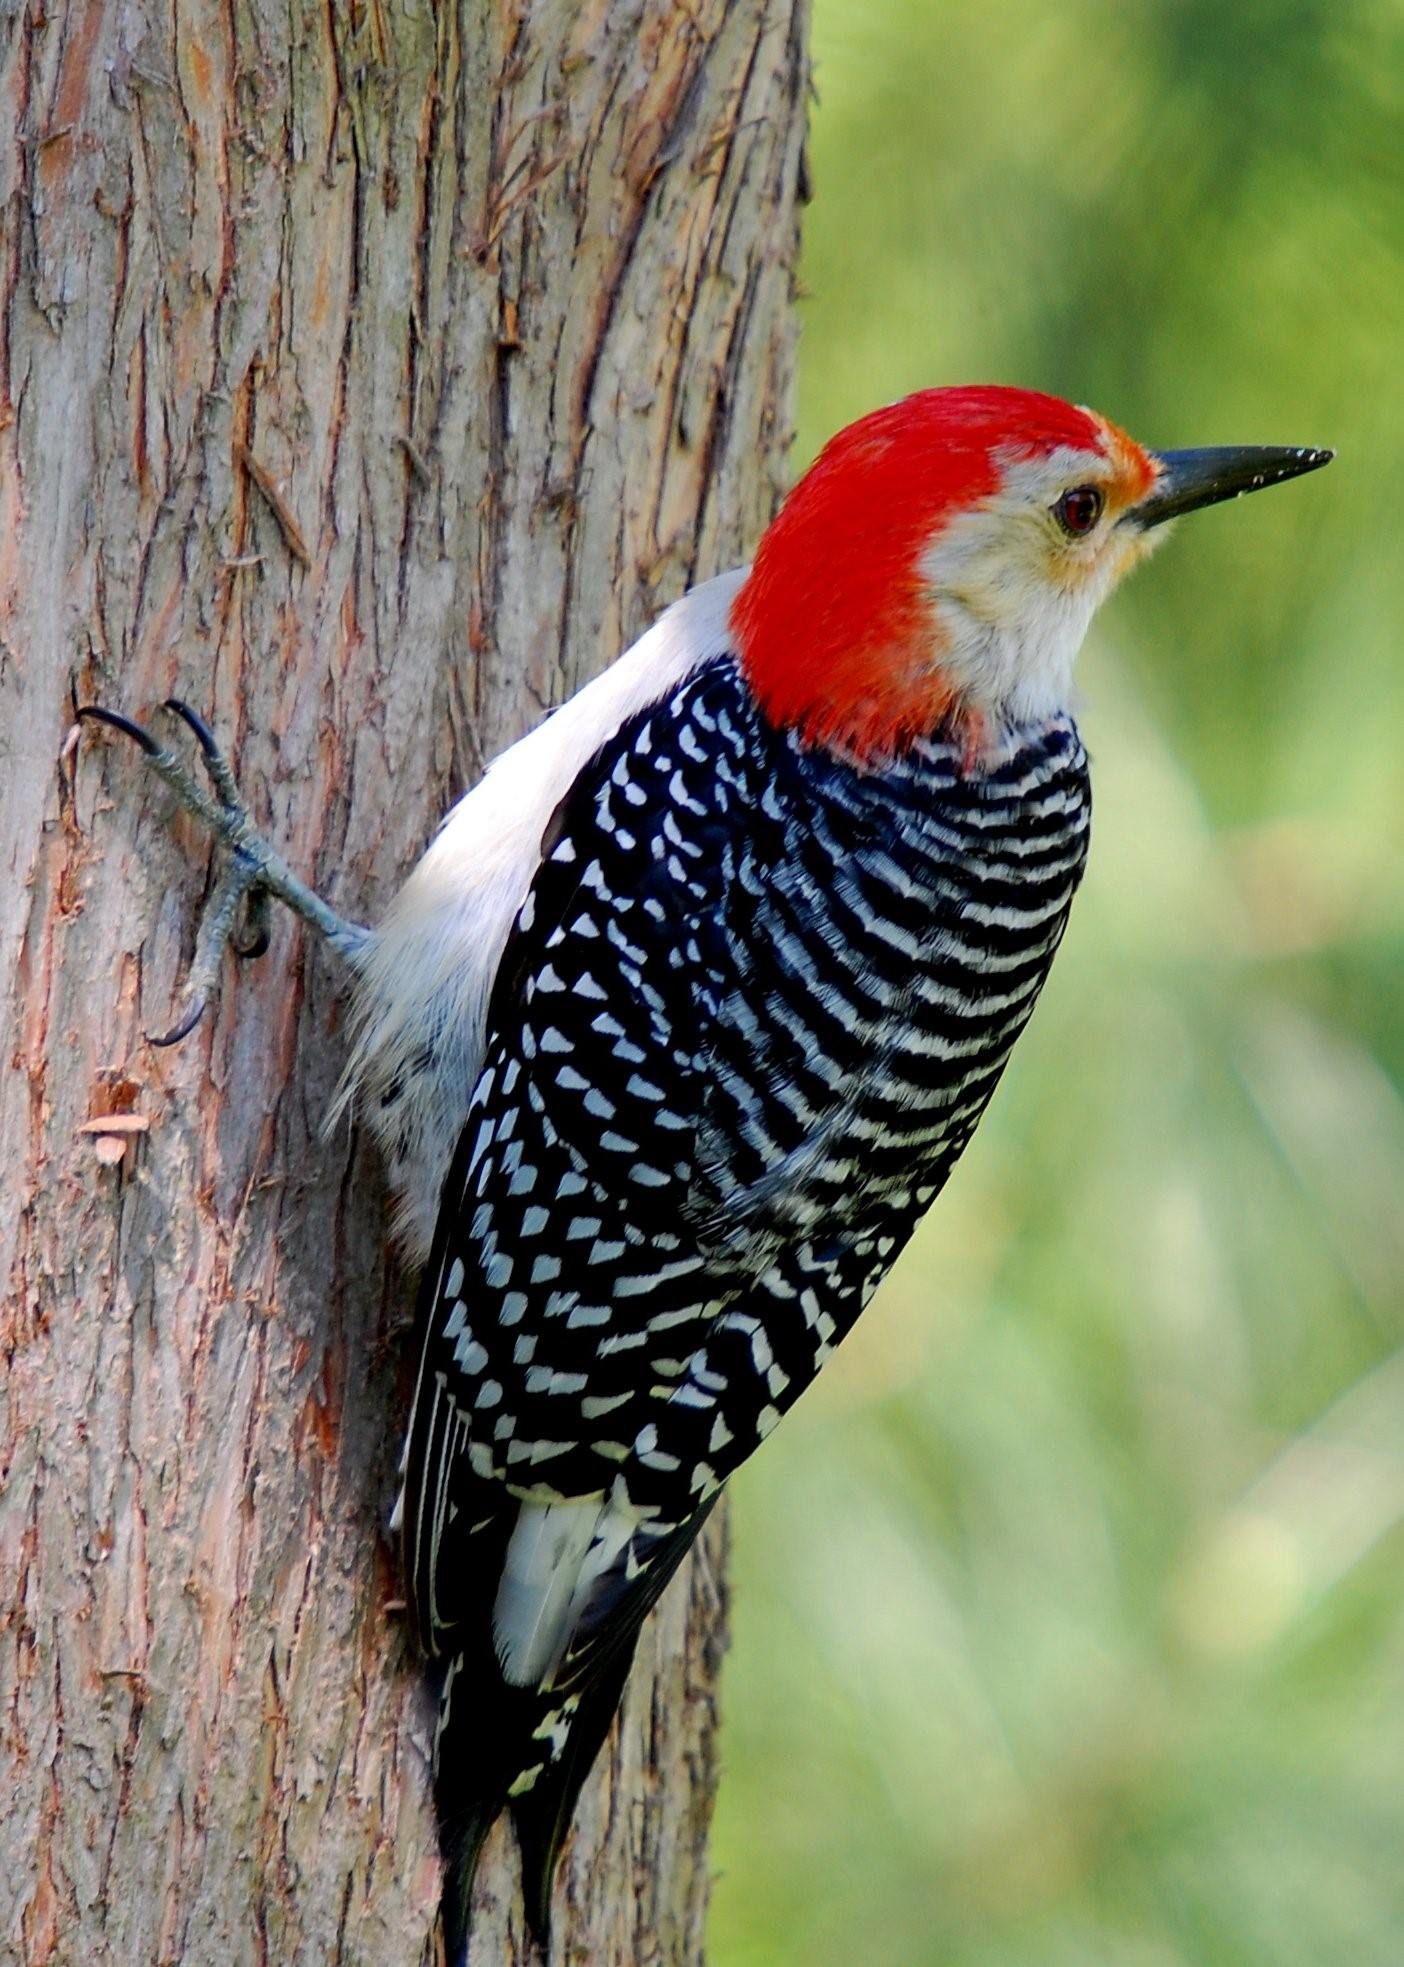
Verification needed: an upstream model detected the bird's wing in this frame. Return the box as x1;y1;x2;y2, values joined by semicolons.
399;649;931;1675
399;652;763;1671
399;657;1014;1674
400;650;773;1953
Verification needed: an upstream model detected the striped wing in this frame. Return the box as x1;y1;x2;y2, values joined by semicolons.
402;662;751;1615
402;666;1094;1662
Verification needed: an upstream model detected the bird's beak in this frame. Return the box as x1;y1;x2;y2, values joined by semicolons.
1130;445;1334;528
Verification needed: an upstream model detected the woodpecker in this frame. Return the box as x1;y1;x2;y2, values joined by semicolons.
79;386;1331;1960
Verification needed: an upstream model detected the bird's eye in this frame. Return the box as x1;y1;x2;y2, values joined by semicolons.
1054;485;1104;536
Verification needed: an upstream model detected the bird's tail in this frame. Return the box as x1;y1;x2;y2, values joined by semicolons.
431;1652;506;1966
436;1795;499;1967
431;1649;632;1962
509;1650;636;1944
429;1497;720;1957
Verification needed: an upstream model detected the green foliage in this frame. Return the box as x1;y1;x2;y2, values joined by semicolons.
711;4;1404;1961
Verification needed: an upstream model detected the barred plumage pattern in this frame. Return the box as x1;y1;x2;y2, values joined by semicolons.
400;650;1090;1928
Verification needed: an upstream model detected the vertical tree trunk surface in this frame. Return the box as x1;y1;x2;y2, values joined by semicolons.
0;3;807;1959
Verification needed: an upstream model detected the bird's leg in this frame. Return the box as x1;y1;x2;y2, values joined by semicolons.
77;698;372;1047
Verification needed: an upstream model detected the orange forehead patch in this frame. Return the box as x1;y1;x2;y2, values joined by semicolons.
1087;409;1157;512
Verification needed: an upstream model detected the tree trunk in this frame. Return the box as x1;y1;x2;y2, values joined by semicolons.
0;3;806;1960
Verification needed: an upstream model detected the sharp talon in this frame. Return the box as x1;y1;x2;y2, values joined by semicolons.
76;705;162;758
81;699;368;972
162;698;219;758
148;999;209;1048
161;698;243;810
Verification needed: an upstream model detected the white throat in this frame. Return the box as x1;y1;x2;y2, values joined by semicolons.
916;443;1133;725
927;582;1097;727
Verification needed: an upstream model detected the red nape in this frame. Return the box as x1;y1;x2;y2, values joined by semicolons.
730;386;1104;763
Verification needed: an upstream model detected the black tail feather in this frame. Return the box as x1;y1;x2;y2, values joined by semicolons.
510;1498;720;1942
428;1497;720;1956
436;1797;498;1967
430;1648;534;1965
510;1649;636;1947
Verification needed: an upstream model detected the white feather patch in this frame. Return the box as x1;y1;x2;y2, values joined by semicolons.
493;1494;642;1688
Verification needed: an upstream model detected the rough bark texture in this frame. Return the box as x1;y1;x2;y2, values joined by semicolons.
0;3;807;1961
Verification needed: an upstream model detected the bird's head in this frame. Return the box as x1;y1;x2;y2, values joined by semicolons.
731;385;1332;764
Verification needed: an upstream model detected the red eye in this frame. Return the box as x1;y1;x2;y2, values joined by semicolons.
1054;485;1104;536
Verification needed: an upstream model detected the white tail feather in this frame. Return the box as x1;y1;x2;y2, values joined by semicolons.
492;1495;642;1688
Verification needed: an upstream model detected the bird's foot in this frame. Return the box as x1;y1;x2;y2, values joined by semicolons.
77;698;371;1046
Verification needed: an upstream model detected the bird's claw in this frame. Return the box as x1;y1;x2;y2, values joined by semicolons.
75;704;163;757
77;697;372;1039
76;699;252;824
149;998;209;1049
163;697;247;812
78;701;284;1046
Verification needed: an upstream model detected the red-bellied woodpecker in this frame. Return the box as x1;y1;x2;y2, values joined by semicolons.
79;386;1331;1960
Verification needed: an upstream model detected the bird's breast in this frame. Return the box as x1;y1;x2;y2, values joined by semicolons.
693;712;1091;1243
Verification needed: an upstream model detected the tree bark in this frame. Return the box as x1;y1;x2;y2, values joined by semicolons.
0;3;807;1960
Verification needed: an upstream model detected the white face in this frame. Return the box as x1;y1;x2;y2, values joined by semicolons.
917;441;1164;726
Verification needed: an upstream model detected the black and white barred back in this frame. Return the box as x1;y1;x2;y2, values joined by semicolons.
402;651;1090;1945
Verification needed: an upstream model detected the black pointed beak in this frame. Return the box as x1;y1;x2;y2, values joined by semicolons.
1131;444;1334;528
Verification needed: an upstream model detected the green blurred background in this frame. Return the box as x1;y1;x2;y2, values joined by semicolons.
709;4;1404;1963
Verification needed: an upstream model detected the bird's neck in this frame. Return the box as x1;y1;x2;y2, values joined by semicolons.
730;576;992;769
